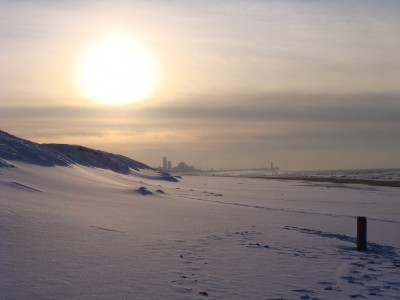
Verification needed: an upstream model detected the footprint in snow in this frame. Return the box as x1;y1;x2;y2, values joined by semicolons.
349;294;366;299
246;243;269;249
317;281;341;292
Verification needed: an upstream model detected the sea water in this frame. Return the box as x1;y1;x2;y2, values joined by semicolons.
213;168;400;182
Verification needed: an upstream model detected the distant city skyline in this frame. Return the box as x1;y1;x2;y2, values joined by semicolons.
158;155;280;171
1;0;400;170
162;156;172;170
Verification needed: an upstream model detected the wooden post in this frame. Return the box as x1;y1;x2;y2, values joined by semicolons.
357;216;367;251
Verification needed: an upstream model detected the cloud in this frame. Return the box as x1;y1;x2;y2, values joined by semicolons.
1;92;399;149
2;91;400;123
1;92;399;170
1;0;400;169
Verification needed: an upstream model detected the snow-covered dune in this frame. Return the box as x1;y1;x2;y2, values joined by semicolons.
1;130;400;299
0;130;176;181
0;130;69;167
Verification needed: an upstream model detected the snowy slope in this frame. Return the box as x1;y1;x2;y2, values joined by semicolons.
1;130;400;299
0;130;176;181
1;163;400;299
0;130;69;167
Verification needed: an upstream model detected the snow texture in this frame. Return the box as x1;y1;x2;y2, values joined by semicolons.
1;131;399;299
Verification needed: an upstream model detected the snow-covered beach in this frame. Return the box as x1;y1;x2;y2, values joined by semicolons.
2;0;400;298
1;162;399;299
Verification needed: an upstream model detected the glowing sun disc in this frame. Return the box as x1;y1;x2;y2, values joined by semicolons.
76;33;157;105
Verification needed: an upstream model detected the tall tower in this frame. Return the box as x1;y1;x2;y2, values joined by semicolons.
271;161;273;170
163;156;167;169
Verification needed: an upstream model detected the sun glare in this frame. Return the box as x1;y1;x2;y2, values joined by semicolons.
76;33;158;105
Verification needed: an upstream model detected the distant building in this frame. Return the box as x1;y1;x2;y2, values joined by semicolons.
172;162;200;173
167;160;172;170
270;161;279;171
163;156;167;169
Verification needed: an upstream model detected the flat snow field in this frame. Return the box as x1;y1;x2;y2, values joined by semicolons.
1;164;399;299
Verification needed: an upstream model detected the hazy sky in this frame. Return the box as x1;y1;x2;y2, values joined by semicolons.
1;0;400;170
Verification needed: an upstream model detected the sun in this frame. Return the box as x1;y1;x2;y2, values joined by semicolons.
76;32;158;105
